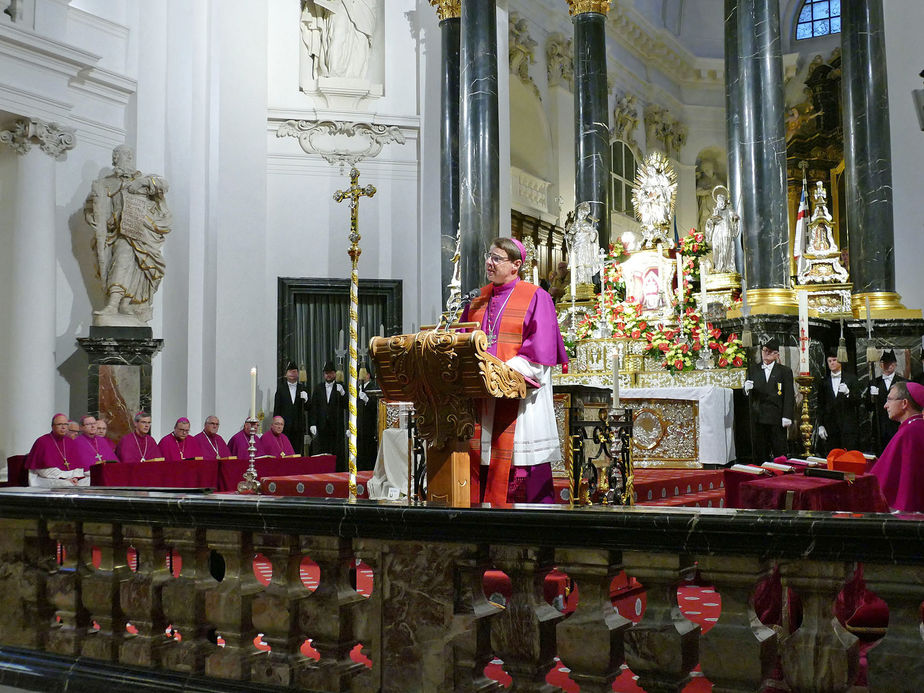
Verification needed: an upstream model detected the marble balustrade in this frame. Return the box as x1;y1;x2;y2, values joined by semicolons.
0;489;921;692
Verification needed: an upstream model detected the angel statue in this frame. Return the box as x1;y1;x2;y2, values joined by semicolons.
565;202;603;284
704;185;740;273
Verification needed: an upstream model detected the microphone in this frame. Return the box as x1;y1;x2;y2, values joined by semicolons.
459;288;481;305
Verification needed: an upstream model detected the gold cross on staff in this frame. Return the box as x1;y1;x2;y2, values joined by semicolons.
334;167;376;261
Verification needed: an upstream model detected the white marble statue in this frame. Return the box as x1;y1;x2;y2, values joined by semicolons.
704;185;740;274
565;202;602;284
301;0;377;80
695;158;723;234
84;145;172;326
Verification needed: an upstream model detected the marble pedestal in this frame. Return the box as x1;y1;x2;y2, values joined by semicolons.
77;327;164;442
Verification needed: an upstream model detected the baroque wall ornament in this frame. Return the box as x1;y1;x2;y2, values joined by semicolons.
546;33;573;91
0;117;76;160
566;0;611;16
276;119;405;166
643;105;686;158
509;12;540;99
612;92;639;145
427;0;460;21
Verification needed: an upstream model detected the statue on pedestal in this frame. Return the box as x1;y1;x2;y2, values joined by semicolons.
84;145;172;326
301;0;377;80
703;185;740;274
631;150;677;249
565;202;603;285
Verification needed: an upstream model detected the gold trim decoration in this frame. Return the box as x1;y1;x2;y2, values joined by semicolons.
553;393;571;479
567;0;611;16
428;0;460;21
852;292;922;319
737;287;799;315
796;374;813;458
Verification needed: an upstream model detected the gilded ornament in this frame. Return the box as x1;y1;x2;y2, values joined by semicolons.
566;0;611;16
429;0;460;20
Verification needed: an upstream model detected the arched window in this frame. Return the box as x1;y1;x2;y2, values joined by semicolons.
795;0;841;40
610;140;637;217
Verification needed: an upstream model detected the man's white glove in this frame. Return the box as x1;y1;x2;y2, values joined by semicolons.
869;386;879;396
743;380;754;395
310;425;317;436
337;384;345;396
359;391;369;404
782;418;792;428
300;390;308;402
818;425;828;440
837;383;849;395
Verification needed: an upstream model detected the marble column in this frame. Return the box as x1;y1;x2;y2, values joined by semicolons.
431;1;462;306
459;0;499;294
723;1;745;275
841;0;913;317
726;0;794;314
0;118;76;457
569;0;611;251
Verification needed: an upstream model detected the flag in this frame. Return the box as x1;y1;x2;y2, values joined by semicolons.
793;176;808;274
673;213;679;246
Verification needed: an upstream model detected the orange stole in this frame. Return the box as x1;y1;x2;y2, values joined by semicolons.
467;281;538;504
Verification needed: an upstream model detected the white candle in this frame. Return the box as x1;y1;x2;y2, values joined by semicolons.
699;259;708;312
612;349;620;408
361;325;366;350
250;367;257;419
338;329;344;352
798;291;810;374
570;264;576;299
676;254;684;304
532;265;538;285
379;323;385;337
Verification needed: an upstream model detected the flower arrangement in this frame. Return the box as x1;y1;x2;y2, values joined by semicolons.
678;231;710;283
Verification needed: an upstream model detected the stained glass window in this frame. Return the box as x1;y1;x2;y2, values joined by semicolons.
795;0;841;40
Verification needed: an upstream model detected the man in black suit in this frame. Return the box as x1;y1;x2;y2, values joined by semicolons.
815;348;861;454
356;362;379;471
744;338;795;462
869;349;904;454
272;362;309;455
309;360;347;470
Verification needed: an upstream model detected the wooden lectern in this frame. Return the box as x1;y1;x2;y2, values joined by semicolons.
370;329;527;507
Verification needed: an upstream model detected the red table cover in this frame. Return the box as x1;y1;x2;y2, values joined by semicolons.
734;472;888;513
261;471;374;499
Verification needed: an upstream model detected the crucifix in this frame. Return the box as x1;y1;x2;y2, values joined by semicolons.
334;166;376;500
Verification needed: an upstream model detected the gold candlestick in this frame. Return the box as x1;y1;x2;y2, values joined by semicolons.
334;167;376;501
796;374;814;458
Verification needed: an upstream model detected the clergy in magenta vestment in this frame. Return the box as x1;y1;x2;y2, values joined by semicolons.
870;381;924;512
114;432;163;463
25;414;93;487
257;431;296;457
76;431;117;464
229;419;262;460
195;430;231;460
461;237;568;505
93;434;118;462
158;434;203;462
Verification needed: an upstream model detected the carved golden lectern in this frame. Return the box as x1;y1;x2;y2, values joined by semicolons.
370;329;527;507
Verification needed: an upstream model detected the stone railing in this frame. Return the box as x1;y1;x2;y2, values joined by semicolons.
0;487;921;692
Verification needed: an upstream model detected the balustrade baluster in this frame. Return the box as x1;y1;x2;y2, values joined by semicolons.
453;545;503;691
698;555;777;692
863;563;924;692
296;536;364;691
161;527;209;673
80;521;128;661
203;529;259;681
622;551;699;693
555;548;629;692
0;519;53;649
778;560;859;692
489;545;561;691
45;521;88;656
250;532;307;686
119;524;168;667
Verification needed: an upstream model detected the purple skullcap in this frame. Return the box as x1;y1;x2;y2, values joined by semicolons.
906;382;924;409
175;417;190;425
509;237;526;262
51;413;68;424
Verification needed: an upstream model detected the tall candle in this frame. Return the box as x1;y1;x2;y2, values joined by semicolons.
379;323;385;337
612;349;620;408
570;263;576;299
338;329;344;352
532;265;538;285
798;291;810;374
699;259;708;312
361;325;367;350
865;295;872;331
250;367;257;419
676;254;684;304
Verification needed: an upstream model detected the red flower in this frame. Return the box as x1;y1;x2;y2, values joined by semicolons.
681;344;689;354
692;341;701;351
718;344;727;353
733;357;743;367
615;304;624;314
638;321;648;330
631;329;641;339
659;342;670;352
729;333;738;341
674;359;685;370
718;358;728;368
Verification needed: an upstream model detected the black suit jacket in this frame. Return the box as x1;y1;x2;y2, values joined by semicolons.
816;370;860;447
309;380;347;444
272;378;308;438
871;373;905;446
746;361;795;425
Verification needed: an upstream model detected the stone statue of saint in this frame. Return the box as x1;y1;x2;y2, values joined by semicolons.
301;0;377;81
84;145;171;326
695;158;722;234
565;202;602;284
704;186;740;274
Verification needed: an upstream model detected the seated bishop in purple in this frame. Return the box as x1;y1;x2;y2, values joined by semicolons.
228;418;262;460
194;416;232;459
257;416;296;457
74;415;117;464
25;414;93;486
94;419;118;461
158;418;203;462
114;412;164;463
870;381;924;512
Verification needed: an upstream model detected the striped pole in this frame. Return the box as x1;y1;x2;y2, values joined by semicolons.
334;167;376;499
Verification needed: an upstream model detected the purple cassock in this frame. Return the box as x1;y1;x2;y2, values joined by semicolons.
228;430;259;460
257;431;295;458
158;433;204;462
194;431;231;460
25;432;92;471
114;433;164;463
460;278;569;366
870;414;924;512
74;433;117;465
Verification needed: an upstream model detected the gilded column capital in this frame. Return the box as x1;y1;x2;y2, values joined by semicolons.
429;0;461;21
0;118;76;160
566;0;611;16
